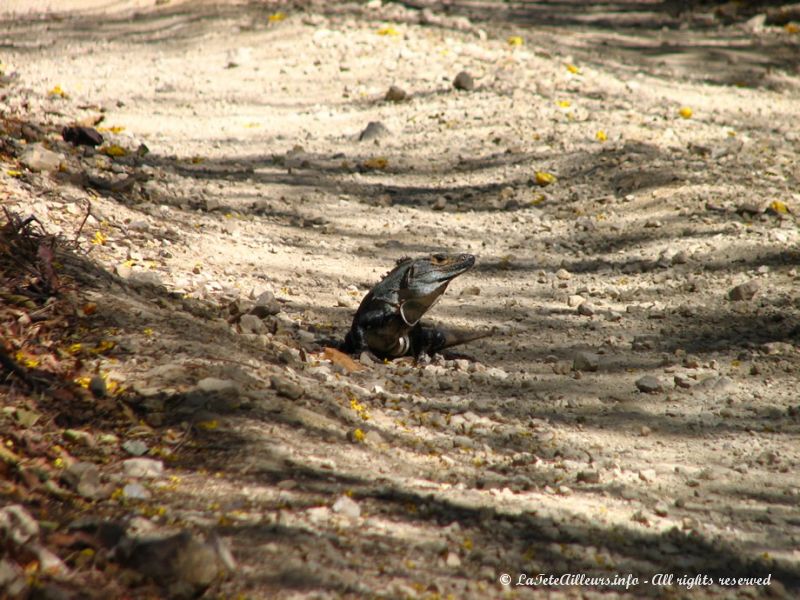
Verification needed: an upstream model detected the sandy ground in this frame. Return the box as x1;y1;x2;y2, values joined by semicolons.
1;0;800;598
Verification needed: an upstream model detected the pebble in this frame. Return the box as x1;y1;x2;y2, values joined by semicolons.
122;440;149;456
116;263;133;279
555;268;572;280
250;290;281;317
61;462;108;500
576;470;600;484
63;429;95;446
673;373;693;389
332;495;361;519
0;504;40;546
89;375;107;398
359;121;390;142
271;375;304;400
239;314;267;334
635;375;663;393
573;351;600;372
116;530;229;594
445;551;461;567
452;71;475;91
122;482;151;500
20;143;64;171
577;302;596;316
123;458;164;479
671;250;689;264
728;279;759;301
385;85;407;102
567;294;584;307
638;469;657;483
432;196;447;210
197;377;238;394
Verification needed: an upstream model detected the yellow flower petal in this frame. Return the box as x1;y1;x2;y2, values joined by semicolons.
534;171;556;186
678;106;693;119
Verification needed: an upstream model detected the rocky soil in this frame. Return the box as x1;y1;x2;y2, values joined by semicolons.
1;0;799;598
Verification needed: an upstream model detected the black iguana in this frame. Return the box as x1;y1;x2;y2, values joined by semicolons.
342;253;489;359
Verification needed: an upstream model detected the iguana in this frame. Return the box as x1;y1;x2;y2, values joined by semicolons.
341;253;489;359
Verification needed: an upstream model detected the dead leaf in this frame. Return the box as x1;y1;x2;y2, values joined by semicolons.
323;347;365;373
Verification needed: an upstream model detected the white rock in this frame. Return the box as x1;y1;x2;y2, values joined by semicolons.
123;458;164;479
332;495;361;519
20;143;64;171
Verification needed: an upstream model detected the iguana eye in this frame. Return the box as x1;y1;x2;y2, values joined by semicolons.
432;253;446;264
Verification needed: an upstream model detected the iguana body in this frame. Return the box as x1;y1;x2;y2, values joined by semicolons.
342;253;488;359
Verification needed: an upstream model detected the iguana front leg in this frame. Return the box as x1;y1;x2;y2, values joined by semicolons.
343;305;398;355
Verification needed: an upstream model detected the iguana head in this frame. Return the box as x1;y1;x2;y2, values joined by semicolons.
397;253;474;325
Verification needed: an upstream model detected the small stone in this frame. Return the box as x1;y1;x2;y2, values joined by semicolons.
674;373;693;389
239;314;266;334
61;462;108;500
713;376;736;393
14;408;40;428
567;294;584;307
250;290;281;317
640;426;652;436
638;469;657;483
445;551;461;568
573;351;600;372
432;196;447;210
129;271;162;287
117;530;229;595
32;545;69;577
635;375;663;393
122;482;151;500
0;558;28;597
0;504;40;546
577;302;596;316
576;470;600;484
728;279;759;301
359;121;390;142
555;268;572;280
122;440;149;456
123;458;164;479
385;85;407;102
89;375;107;398
116;263;133;279
270;375;304;400
452;71;475;91
761;341;794;355
332;495;361;519
64;429;95;446
653;502;669;517
197;378;238;394
20;143;64;171
671;250;689;265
